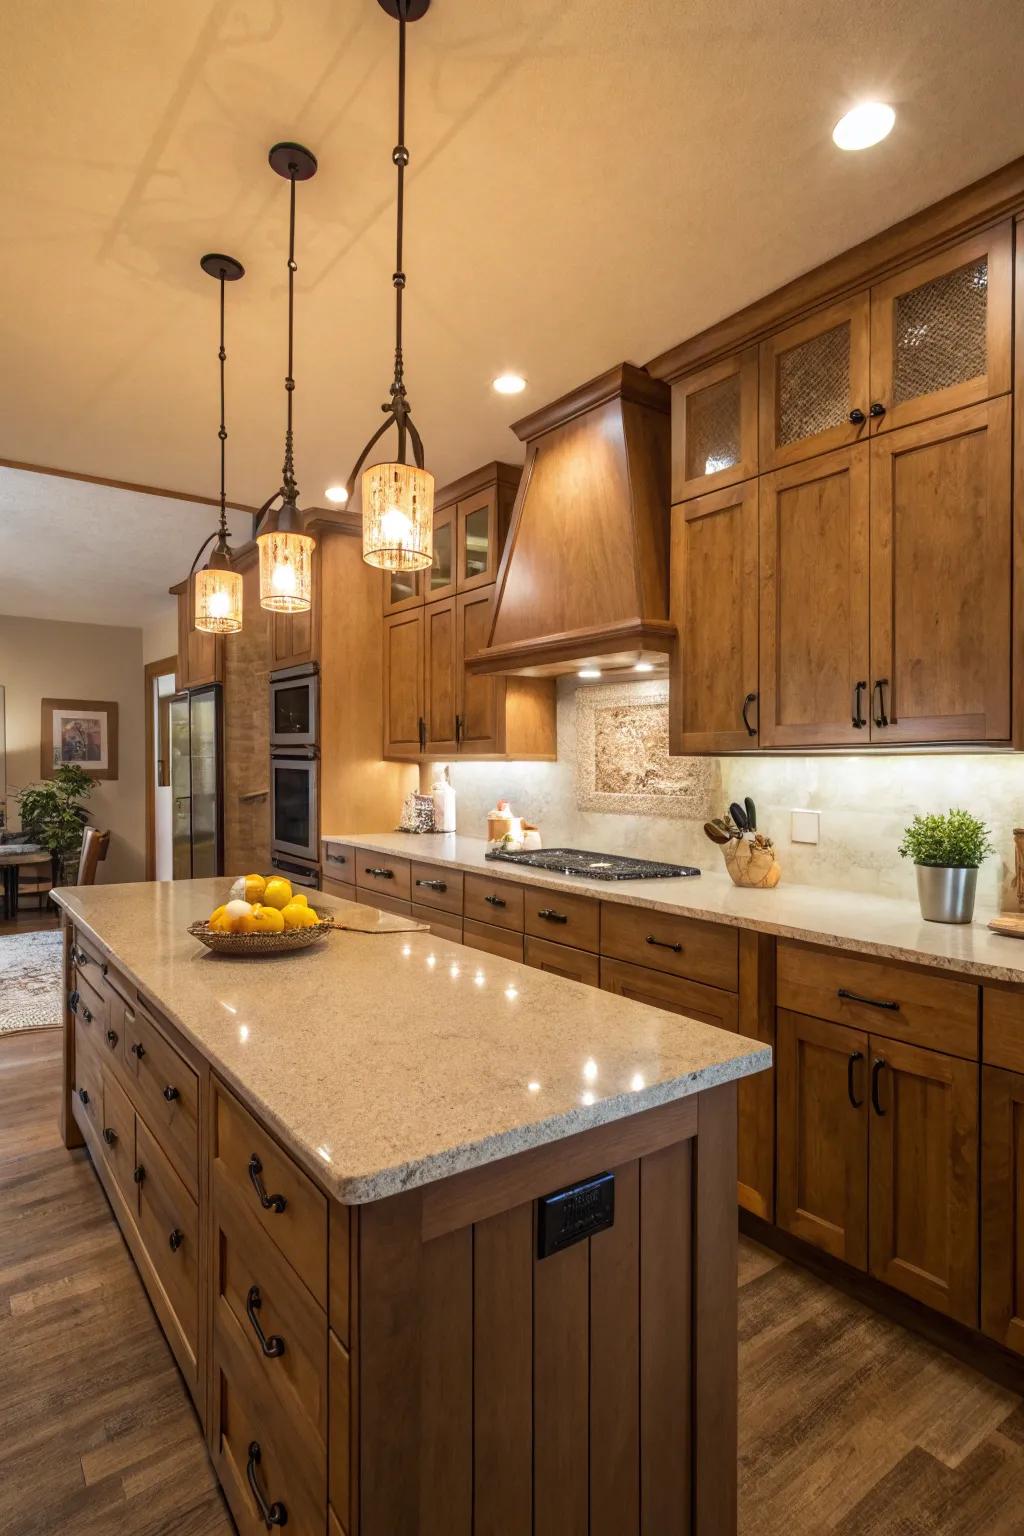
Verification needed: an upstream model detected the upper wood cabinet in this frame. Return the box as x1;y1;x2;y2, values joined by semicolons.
383;609;425;756
759;445;870;748
455;588;500;754
456;486;502;592
423;502;457;604
759;294;871;471
382;463;520;614
382;565;422;615
869;224;1012;434
670;348;758;502
174;579;222;692
670;479;759;753
869;397;1011;744
423;596;458;755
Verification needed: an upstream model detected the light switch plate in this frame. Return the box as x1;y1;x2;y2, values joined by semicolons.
791;809;820;845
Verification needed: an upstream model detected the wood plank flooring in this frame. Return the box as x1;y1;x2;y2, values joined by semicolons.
3;1032;1024;1534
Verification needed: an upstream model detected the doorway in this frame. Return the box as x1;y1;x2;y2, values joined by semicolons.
144;656;177;880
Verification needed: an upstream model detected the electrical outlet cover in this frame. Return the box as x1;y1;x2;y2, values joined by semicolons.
791;809;820;845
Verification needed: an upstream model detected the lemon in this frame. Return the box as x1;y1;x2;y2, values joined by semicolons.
208;904;231;932
262;877;293;910
282;900;318;930
289;892;308;907
237;903;285;935
229;873;267;904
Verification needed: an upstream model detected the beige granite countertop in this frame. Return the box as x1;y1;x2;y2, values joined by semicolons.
53;878;769;1205
324;831;1024;985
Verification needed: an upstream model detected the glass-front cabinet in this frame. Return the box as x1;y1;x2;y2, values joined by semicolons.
456;487;501;591
424;503;456;601
671;347;758;502
759;294;871;471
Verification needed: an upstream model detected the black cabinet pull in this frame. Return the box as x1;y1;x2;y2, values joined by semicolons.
325;849;347;864
646;935;683;954
105;1029;118;1049
869;401;887;419
67;989;80;1014
418;716;426;752
485;894;507;909
246;1441;288;1529
365;866;394;880
79;1002;93;1024
163;1085;180;1102
133;1164;146;1185
103;1126;117;1146
415;878;447;892
130;1041;146;1060
537;908;568;924
741;692;757;737
246;1284;286;1358
78;1087;89;1106
248;1154;287;1214
852;680;867;729
871;1057;887;1116
848;407;866;425
872;678;889;728
455;713;463;744
837;986;899;1012
847;1050;865;1109
169;1229;184;1253
72;946;88;967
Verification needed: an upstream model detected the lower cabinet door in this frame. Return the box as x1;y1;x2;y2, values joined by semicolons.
100;1070;137;1213
981;1065;1024;1355
136;1120;199;1360
776;1010;869;1267
868;1036;978;1324
525;936;599;987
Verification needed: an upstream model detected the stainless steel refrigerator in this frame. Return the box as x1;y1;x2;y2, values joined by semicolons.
169;686;223;880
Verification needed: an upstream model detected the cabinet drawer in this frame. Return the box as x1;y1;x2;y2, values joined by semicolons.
354;890;414;921
213;1081;328;1307
71;928;109;988
329;1332;351;1534
73;1018;103;1138
600;957;739;1030
412;903;462;944
600;904;738;991
463;918;524;964
983;987;1024;1073
123;1003;200;1197
355;852;411;900
136;1119;199;1359
525;936;600;987
322;842;356;879
464;872;525;931
777;941;979;1059
525;886;599;953
70;969;109;1043
321;877;356;903
411;861;464;915
100;1069;137;1213
213;1173;328;1453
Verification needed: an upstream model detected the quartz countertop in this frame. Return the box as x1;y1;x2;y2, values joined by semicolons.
323;831;1024;985
53;878;769;1205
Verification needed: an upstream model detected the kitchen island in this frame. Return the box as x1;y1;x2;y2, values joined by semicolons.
55;876;769;1536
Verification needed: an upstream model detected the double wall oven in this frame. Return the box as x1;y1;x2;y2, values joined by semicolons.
270;663;320;884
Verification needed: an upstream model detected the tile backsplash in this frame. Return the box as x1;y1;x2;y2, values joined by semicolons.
438;678;1024;906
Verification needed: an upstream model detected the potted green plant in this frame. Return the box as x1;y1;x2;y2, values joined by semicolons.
16;765;96;884
898;808;995;924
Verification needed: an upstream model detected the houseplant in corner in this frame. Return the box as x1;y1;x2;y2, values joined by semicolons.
16;764;96;884
898;808;995;924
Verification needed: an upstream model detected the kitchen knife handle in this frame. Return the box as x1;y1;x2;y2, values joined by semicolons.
741;692;757;738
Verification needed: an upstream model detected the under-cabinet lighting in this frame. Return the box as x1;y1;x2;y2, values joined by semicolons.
832;102;895;151
578;668;602;680
634;662;654;673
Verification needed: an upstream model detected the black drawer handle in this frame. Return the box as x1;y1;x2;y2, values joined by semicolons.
246;1284;286;1358
248;1154;287;1214
871;1057;887;1116
847;1050;864;1109
246;1441;288;1529
133;1164;146;1185
163;1085;180;1102
103;1126;117;1145
537;908;568;924
105;1029;118;1049
169;1228;184;1253
78;1087;89;1106
646;935;683;954
485;894;507;909
325;850;348;864
416;878;447;892
365;866;394;880
837;987;899;1012
130;1041;146;1059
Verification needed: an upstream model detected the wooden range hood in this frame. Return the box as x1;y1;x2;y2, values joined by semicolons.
465;362;675;677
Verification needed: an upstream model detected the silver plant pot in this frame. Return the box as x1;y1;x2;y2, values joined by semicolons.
915;864;978;924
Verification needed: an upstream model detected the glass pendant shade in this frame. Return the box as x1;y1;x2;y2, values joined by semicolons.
194;563;243;635
258;528;314;612
361;461;434;571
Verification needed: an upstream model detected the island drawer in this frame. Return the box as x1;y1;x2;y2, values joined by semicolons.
355;852;411;900
525;936;600;988
354;889;413;921
412;903;462;945
123;1003;200;1197
600;904;739;992
100;1068;137;1212
983;987;1024;1073
463;918;525;964
525;886;599;953
321;877;356;903
600;957;739;1029
213;1175;328;1455
464;872;525;931
411;861;464;915
213;1080;328;1308
137;1119;199;1360
70;969;109;1048
73;1019;103;1139
323;842;356;878
71;928;109;986
777;941;979;1059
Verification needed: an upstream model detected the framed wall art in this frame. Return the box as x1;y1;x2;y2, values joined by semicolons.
41;698;119;781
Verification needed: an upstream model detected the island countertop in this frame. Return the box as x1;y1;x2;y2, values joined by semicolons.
323;830;1024;985
53;877;769;1205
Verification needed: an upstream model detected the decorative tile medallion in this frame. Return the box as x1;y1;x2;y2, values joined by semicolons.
574;684;718;819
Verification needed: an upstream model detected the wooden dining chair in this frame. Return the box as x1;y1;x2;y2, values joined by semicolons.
77;828;110;886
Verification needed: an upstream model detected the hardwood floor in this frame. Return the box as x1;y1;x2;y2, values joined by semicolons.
0;901;60;936
2;1033;1023;1535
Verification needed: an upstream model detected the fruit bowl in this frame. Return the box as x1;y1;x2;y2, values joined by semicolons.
188;911;335;956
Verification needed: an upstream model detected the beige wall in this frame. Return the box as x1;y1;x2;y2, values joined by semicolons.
143;601;179;666
0;614;145;883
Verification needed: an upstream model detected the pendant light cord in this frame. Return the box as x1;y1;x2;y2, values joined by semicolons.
282;168;299;502
217;272;229;541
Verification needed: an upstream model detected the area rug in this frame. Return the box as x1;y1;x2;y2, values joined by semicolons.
0;930;64;1034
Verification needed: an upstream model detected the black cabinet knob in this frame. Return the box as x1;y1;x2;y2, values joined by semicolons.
163;1085;180;1102
869;401;887;419
130;1041;146;1059
106;1029;119;1049
78;1087;89;1105
168;1229;184;1253
133;1164;146;1185
848;407;866;425
103;1126;118;1146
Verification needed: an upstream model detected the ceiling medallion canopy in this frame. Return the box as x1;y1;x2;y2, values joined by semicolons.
256;142;318;614
349;0;435;573
192;253;245;636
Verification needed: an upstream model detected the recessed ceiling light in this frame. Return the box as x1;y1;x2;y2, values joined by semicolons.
832;102;895;152
324;485;349;504
493;373;527;395
634;661;654;673
578;667;602;680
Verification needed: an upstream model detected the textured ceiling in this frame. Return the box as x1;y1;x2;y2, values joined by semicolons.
1;0;1022;514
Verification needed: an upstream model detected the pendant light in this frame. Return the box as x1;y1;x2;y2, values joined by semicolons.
346;0;434;572
191;253;245;635
256;143;318;613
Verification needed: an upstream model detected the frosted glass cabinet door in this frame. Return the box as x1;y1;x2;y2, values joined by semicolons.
670;348;758;502
759;294;871;471
868;224;1012;434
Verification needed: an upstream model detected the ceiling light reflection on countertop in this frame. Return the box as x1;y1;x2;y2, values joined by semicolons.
581;1090;596;1107
583;1058;598;1084
527;1080;541;1093
426;954;437;968
832;102;895;151
493;372;526;395
238;1025;249;1042
630;1072;645;1092
505;984;518;1000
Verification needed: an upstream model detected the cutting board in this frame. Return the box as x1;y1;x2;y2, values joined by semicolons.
988;913;1024;940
